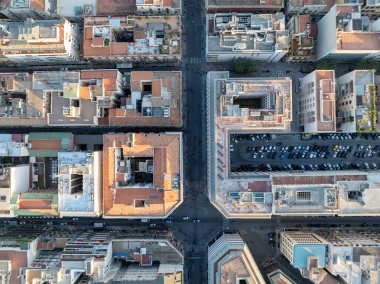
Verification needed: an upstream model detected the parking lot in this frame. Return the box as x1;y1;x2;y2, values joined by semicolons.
230;133;380;173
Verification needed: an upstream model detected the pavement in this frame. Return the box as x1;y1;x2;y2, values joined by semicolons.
230;133;380;172
1;1;379;284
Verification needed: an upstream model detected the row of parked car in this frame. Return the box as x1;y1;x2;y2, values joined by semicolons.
235;162;378;172
313;133;380;140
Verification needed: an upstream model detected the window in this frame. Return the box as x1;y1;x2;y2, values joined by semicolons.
0;196;6;202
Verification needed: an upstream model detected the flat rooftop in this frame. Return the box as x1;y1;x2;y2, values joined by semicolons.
208;71;292;218
299;70;336;133
273;184;337;215
83;16;181;58
337;173;380;216
58;151;99;214
215;73;292;131
56;0;97;17
337;32;380;51
0;0;46;11
109;71;182;127
0;19;67;56
208;233;265;284
288;0;335;9
0;72;46;126
112;239;183;265
97;0;136;15
207;13;289;54
103;133;182;218
207;0;284;8
337;70;375;132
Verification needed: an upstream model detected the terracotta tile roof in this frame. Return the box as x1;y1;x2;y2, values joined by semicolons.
337;32;380;51
97;0;136;15
103;133;181;217
0;251;27;284
152;80;162;97
81;70;118;80
79;86;91;100
272;175;335;185
28;140;62;150
130;71;153;84
109;71;182;127
163;0;173;7
109;108;126;117
31;0;45;11
18;199;52;210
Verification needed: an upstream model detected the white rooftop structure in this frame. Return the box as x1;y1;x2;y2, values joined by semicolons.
58;151;102;217
0;134;28;156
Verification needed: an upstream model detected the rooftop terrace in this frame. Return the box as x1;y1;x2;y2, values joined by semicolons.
0;18;66;55
83;16;181;60
58;151;102;216
208;13;289;54
109;71;182;127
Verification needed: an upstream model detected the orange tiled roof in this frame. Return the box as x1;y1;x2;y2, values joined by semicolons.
31;0;45;10
152;80;162;97
130;71;153;84
103;133;181;217
0;251;27;284
338;32;380;51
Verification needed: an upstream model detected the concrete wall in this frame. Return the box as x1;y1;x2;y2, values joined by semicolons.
317;5;337;60
11;165;30;194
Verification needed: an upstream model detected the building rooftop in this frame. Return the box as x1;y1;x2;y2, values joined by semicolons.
0;0;47;11
318;4;380;60
216;74;292;131
56;0;97;17
208;71;292;218
58;151;102;216
287;15;317;60
103;133;183;218
0;72;46;126
27;132;74;157
97;0;136;15
43;69;122;126
273;184;337;215
287;0;335;11
272;173;380;216
207;13;289;55
299;70;336;133
337;173;380;216
1;69;181;127
208;233;265;284
136;0;178;8
0;18;68;56
206;0;284;9
109;71;182;127
336;70;376;133
83;16;181;59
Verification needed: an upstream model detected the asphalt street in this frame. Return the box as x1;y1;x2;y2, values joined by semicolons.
1;1;380;284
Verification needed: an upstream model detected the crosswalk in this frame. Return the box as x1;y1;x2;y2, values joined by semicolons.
187;57;204;64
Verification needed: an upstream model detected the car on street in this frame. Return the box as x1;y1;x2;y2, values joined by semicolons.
193;219;200;223
182;216;189;220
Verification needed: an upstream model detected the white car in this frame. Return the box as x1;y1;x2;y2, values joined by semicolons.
182;216;189;220
193;219;200;223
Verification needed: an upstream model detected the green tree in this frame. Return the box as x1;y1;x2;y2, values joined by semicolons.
233;58;256;74
316;60;335;70
355;59;378;71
